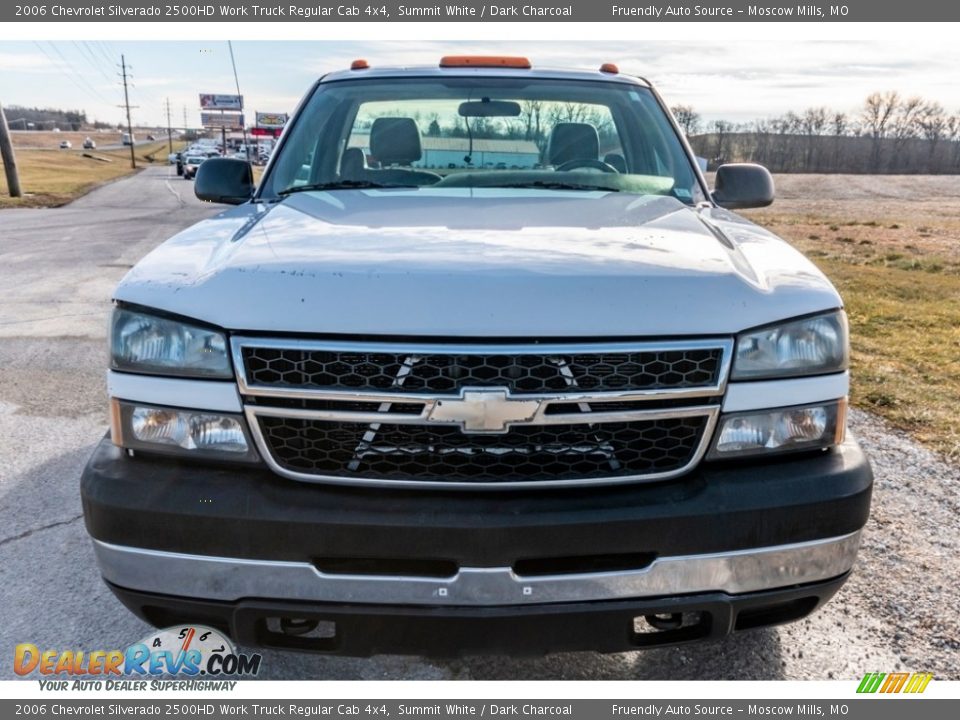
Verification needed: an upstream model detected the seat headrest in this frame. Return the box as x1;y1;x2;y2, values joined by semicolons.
603;152;627;173
370;117;422;166
547;123;600;167
340;147;366;179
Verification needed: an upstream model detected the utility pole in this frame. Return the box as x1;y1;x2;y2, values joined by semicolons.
119;54;136;169
164;97;173;154
182;106;188;136
0;101;23;198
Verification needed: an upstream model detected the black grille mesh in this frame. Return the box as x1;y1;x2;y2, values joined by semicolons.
242;347;722;394
258;416;708;483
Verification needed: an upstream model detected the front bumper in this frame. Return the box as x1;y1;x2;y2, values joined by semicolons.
81;434;872;654
107;575;849;657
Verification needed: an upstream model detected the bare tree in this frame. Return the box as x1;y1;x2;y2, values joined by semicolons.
711;120;733;165
861;91;899;169
670;105;701;136
520;99;544;144
832;112;849;137
800;107;828;170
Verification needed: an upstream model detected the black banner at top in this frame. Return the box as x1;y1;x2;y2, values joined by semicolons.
5;0;960;23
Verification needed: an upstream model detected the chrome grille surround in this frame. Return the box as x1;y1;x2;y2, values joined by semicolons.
232;337;733;490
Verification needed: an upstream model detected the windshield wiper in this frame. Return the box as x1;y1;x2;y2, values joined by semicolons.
277;180;414;195
490;181;621;192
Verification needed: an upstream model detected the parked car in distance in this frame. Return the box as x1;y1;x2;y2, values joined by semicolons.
146;134;156;141
83;137;96;150
121;133;134;146
182;155;207;179
58;140;72;149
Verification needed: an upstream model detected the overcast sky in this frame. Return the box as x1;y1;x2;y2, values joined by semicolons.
2;39;958;128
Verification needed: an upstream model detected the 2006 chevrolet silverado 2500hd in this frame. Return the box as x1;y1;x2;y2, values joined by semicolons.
82;57;873;657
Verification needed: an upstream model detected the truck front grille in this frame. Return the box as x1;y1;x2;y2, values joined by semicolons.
240;346;723;394
257;415;709;484
232;337;731;489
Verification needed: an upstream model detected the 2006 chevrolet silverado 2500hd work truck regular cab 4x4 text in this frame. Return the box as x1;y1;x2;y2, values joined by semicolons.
82;57;872;657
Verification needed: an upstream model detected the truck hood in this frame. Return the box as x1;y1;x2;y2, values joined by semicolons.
116;188;841;336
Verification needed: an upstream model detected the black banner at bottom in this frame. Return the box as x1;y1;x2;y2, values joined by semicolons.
1;699;956;720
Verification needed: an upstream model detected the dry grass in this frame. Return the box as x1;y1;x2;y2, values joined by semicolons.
743;174;960;461
0;141;184;208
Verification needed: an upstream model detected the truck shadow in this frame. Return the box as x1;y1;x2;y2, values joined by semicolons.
439;628;787;680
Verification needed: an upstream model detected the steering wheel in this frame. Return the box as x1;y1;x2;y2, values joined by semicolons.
555;158;620;173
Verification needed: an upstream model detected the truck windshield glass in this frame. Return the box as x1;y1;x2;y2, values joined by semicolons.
261;77;704;203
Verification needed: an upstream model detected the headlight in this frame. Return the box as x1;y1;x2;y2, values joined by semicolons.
111;400;258;462
111;307;232;378
708;400;846;459
732;311;848;380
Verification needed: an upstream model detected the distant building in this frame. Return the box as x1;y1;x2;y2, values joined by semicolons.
349;134;541;169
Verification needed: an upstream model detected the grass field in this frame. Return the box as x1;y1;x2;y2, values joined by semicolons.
743;175;960;461
0;140;185;209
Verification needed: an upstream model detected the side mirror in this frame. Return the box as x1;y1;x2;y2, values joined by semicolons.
194;158;254;205
712;163;774;209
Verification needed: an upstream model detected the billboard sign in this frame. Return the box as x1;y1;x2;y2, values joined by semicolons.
199;93;243;111
255;112;288;129
201;112;245;130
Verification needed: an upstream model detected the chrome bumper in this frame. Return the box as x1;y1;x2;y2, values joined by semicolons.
93;531;861;607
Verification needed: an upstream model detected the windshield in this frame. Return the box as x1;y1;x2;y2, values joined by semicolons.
260;76;705;203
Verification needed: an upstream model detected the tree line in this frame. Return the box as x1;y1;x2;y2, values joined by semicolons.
4;106;114;132
673;91;960;173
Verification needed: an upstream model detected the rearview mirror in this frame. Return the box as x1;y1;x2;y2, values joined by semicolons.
194;158;254;205
459;99;522;117
712;163;774;209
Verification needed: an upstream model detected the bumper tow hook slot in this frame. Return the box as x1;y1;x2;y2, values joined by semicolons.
280;618;319;636
645;613;684;631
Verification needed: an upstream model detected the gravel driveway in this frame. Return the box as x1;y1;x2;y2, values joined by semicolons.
0;168;957;680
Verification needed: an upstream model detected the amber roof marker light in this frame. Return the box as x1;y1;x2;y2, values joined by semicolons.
439;56;533;69
350;59;370;70
599;63;620;74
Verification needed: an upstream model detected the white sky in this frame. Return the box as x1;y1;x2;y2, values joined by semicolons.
1;39;957;128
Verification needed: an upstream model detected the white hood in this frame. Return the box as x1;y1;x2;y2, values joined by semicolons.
115;188;841;337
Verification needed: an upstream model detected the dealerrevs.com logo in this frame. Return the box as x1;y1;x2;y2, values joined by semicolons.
14;625;262;686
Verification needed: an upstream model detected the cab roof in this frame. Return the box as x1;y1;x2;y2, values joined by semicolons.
319;64;653;88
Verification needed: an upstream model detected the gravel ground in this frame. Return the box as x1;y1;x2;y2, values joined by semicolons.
0;168;957;681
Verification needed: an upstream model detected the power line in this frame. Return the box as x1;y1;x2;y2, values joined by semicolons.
74;41;115;86
44;41;113;106
92;41;115;67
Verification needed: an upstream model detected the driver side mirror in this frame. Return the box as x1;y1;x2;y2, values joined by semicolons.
195;158;254;205
712;163;774;209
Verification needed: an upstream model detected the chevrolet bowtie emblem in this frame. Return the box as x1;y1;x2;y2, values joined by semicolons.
427;388;542;433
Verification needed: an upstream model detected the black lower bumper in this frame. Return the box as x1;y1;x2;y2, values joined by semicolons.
108;574;848;657
82;435;872;566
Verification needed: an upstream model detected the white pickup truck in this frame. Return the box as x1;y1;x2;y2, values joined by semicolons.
82;57;872;657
